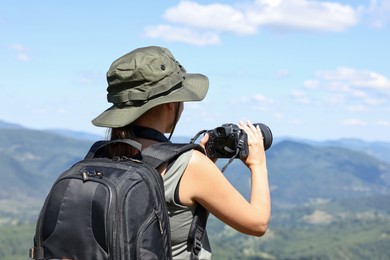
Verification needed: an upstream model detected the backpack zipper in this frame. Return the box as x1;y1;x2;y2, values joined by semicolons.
155;210;163;235
75;167;118;259
81;169;104;181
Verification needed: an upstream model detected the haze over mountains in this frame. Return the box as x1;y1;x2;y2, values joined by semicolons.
1;119;389;203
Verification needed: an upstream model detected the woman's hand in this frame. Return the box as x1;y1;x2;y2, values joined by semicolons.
238;120;266;169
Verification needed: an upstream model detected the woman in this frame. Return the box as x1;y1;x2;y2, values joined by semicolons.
92;46;271;259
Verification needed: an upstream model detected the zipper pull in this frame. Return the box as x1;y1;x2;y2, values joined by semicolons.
81;170;103;181
155;210;164;235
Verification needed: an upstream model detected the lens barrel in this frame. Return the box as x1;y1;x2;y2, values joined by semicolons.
254;123;273;151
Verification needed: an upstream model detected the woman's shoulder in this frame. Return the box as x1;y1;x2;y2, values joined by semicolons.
187;149;221;177
188;148;208;162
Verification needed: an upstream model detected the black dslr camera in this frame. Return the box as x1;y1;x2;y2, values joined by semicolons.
205;123;273;159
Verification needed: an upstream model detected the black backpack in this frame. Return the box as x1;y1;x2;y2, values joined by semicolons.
29;139;207;260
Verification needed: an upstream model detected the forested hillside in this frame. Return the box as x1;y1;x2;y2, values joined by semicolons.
0;122;389;259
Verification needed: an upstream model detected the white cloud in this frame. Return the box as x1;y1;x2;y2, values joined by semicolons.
347;105;369;112
342;118;368;126
253;94;275;104
323;93;345;105
304;79;320;89
164;1;256;35
376;120;390;126
234;94;274;104
145;0;360;45
251;0;358;32
232;93;274;111
291;89;311;104
10;44;27;52
362;0;390;28
274;69;290;78
308;67;390;106
317;67;390;90
10;44;31;61
144;25;220;46
363;97;386;105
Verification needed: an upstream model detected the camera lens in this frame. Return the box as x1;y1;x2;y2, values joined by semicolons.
254;123;273;150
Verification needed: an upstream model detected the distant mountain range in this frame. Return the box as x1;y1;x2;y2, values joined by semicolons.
2;119;389;160
222;140;390;208
0;120;25;129
1;119;389;205
276;136;390;164
0;120;103;141
1;119;390;259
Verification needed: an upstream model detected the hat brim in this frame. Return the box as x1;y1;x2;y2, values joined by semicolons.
92;73;209;128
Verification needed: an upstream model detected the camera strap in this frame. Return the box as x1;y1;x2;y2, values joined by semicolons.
190;129;207;144
221;150;239;173
220;133;246;172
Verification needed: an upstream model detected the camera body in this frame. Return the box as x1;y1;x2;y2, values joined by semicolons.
205;123;272;159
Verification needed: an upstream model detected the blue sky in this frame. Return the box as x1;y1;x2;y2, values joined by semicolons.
1;0;389;141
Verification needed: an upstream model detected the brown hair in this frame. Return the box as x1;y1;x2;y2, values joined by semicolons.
107;104;169;158
108;124;140;158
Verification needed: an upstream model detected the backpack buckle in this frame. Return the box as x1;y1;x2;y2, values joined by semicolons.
192;236;202;256
29;246;44;259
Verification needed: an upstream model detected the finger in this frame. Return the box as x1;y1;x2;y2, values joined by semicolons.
238;120;247;129
199;133;209;148
256;125;263;137
246;120;258;133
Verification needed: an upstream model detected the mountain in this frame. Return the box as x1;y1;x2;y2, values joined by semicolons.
322;138;390;163
0;128;94;199
0;124;389;204
46;129;104;141
275;136;390;163
207;192;390;259
1;122;390;259
0;120;24;129
220;140;390;208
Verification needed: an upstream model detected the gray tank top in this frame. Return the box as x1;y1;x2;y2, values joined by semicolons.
163;150;212;259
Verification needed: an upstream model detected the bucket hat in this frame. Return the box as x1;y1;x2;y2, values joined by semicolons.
92;46;209;128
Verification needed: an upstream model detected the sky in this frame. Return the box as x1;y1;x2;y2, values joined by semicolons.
1;0;390;142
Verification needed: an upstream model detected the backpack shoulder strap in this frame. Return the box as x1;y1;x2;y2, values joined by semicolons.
141;142;204;168
84;139;142;159
142;142;208;258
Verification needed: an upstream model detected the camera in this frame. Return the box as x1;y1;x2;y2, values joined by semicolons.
205;123;273;159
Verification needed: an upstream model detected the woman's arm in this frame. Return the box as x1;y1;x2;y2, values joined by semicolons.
179;121;271;236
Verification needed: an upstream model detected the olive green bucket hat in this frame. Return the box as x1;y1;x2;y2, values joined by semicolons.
92;46;209;128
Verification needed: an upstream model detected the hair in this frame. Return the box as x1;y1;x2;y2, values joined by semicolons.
108;124;139;158
106;103;180;158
